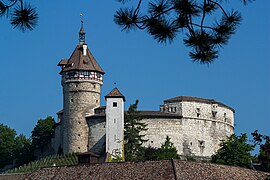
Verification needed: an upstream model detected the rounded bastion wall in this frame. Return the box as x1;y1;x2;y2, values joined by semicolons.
62;79;101;154
143;101;234;157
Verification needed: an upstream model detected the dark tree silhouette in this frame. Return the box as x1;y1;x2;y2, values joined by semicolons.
114;0;255;64
252;130;270;172
124;100;148;161
0;0;38;32
31;116;55;149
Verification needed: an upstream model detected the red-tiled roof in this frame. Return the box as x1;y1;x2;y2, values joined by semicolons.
60;45;105;74
56;109;63;115
165;96;235;112
105;88;125;101
57;59;67;66
5;160;269;179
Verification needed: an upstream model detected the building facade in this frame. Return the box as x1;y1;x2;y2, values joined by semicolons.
52;23;234;159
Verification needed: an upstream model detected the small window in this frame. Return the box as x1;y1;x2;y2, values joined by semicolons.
70;99;73;103
78;147;80;149
196;108;200;117
224;113;227;122
114;119;116;123
113;102;117;107
83;60;87;64
78;134;81;137
212;111;217;118
198;140;205;147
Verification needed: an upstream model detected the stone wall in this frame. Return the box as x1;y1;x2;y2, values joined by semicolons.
87;117;106;154
86;98;234;157
142;116;233;157
51;124;61;154
147;100;235;157
62;78;101;154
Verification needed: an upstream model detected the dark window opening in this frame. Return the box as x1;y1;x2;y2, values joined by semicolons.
199;140;205;147
196;108;200;117
212;111;217;118
113;102;117;107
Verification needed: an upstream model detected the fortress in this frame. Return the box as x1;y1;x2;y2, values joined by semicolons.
51;22;235;160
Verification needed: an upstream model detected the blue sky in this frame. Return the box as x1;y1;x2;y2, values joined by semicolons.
0;0;269;140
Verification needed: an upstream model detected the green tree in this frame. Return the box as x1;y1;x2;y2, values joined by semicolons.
144;136;180;160
114;0;255;63
252;130;270;172
0;123;16;169
0;124;34;170
211;133;254;168
156;135;180;160
124;100;148;161
143;146;160;160
31;116;55;149
14;134;35;167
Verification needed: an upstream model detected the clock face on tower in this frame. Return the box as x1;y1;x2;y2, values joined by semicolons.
79;34;85;43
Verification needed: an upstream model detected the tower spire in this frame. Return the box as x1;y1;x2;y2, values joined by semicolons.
79;13;85;45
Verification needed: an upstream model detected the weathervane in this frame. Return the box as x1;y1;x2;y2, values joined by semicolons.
80;13;84;25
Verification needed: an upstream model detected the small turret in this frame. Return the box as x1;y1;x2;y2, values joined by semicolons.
105;88;125;160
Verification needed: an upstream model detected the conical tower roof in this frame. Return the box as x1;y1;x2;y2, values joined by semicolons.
61;45;105;74
105;88;125;101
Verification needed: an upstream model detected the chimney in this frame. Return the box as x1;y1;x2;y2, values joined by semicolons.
83;44;87;56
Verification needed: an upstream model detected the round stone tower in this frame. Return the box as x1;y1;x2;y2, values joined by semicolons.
57;21;105;154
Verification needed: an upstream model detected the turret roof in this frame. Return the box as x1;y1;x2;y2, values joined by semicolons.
60;44;105;74
105;88;125;101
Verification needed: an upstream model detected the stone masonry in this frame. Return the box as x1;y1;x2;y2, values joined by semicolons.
62;79;101;153
52;24;234;159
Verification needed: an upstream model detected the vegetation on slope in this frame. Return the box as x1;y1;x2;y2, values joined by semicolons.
3;153;77;174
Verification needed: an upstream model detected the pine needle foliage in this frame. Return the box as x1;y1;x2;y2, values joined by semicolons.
0;0;38;32
157;135;180;159
143;136;180;160
124;100;148;161
114;0;255;64
252;130;270;172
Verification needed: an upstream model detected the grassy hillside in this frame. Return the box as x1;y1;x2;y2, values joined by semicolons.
3;153;78;174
